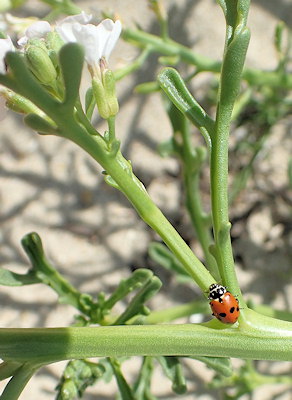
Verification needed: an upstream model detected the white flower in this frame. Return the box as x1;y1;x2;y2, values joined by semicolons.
17;21;52;46
57;11;92;26
56;13;122;73
0;36;15;74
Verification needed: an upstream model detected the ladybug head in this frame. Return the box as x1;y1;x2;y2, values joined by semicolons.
208;283;226;300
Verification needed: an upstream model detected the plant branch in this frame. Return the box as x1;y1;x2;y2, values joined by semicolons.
0;320;291;363
210;1;250;300
122;27;292;88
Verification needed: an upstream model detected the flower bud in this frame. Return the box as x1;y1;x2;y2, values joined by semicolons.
91;69;119;120
45;31;64;53
25;40;57;85
2;89;41;115
45;31;64;68
60;379;78;399
91;77;108;119
103;69;119;117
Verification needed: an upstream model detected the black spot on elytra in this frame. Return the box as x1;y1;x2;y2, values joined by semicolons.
230;307;235;313
219;312;227;318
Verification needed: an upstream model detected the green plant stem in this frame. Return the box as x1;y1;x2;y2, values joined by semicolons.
185;170;217;275
107;116;116;143
180;118;218;278
59;119;214;292
0;361;23;380
122;28;292;88
210;3;250;301
145;299;292;324
108;357;136;400
21;232;94;315
0;321;291;363
114;47;152;81
0;362;42;400
134;357;154;398
0;49;213;291
122;28;221;71
75;97;102;137
144;300;208;324
211;108;237;289
248;303;292;323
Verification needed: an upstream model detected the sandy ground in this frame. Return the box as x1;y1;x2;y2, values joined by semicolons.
0;0;291;399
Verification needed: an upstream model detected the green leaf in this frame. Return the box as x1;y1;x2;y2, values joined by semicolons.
113;274;162;325
3;51;58;114
148;242;192;282
157;356;187;394
109;358;136;400
274;21;286;55
85;87;95;120
219;28;250;108
0;268;39;286
164;98;185;137
134;81;160;94
0;361;23;381
21;232;94;314
133;357;155;399
189;355;233;377
24;113;58;135
158;55;180;66
0;363;38;400
105;269;154;310
103;173;120;189
158;67;214;136
157;138;176;158
59;43;84;110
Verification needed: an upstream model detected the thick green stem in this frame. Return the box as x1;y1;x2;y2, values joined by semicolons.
210;3;250;301
0;321;291;363
211;109;238;290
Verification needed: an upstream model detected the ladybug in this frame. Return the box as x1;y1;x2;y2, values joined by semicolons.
208;283;240;324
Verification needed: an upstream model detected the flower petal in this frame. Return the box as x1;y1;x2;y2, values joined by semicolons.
58;11;92;25
71;23;100;66
56;21;78;43
57;22;99;66
96;19;122;60
0;37;15;74
17;21;52;46
56;16;121;68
